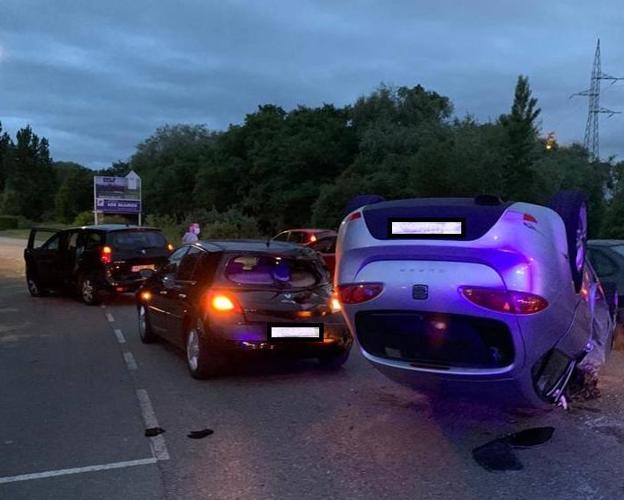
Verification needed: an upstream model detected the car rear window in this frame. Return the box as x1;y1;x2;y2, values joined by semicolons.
109;230;166;250
610;245;624;259
224;255;320;288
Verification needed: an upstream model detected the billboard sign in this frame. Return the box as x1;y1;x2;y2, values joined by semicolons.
93;171;142;222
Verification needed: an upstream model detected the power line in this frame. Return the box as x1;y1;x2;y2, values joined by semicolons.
570;39;624;161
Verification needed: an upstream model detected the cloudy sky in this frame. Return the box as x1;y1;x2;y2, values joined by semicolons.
1;0;623;168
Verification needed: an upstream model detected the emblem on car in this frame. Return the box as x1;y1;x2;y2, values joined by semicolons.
412;284;428;300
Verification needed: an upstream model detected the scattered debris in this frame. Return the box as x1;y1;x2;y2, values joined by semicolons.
187;429;214;439
568;365;601;401
472;427;555;472
145;427;165;437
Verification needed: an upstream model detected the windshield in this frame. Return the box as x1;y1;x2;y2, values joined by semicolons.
224;254;321;288
109;230;166;250
609;245;624;259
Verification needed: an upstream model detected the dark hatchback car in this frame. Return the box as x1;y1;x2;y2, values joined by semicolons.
136;240;352;378
25;225;172;305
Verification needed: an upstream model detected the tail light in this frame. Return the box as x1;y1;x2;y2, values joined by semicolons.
329;293;342;313
206;292;242;314
167;243;174;252
100;245;113;264
345;211;362;223
337;283;383;304
459;286;548;314
309;234;317;243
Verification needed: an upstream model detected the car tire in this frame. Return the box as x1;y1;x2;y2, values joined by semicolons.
79;273;101;306
548;190;588;293
26;272;46;297
318;348;351;369
138;304;157;344
185;318;223;379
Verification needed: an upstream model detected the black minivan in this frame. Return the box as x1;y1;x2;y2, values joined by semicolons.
24;224;172;305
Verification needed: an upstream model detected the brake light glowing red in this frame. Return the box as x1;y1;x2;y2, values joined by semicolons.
206;292;242;314
459;286;548;314
100;246;112;264
337;283;383;304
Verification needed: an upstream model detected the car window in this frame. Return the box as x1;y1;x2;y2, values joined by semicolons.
224;254;319;288
109;230;166;250
84;232;103;250
309;236;336;253
193;252;221;284
608;245;624;260
164;246;189;275
41;233;61;251
177;246;202;281
273;232;289;242
589;250;617;277
289;232;307;244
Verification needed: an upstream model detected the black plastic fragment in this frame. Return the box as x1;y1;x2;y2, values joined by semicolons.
505;427;554;448
187;429;214;439
144;427;165;437
472;440;523;472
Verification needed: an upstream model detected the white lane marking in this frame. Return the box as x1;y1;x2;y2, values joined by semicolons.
114;328;126;344
106;312;115;323
0;307;19;313
123;352;138;371
136;389;170;461
0;457;157;484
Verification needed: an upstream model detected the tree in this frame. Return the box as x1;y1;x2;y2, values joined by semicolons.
499;75;541;201
54;162;94;223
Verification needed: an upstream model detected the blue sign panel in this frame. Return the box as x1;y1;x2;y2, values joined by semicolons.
96;198;142;214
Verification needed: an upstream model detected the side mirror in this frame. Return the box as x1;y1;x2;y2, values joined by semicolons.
140;268;155;279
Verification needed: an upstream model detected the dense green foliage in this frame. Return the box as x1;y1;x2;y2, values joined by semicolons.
2;77;623;240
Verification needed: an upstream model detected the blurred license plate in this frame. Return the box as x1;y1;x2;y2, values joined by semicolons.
269;323;323;340
131;264;156;273
389;219;464;238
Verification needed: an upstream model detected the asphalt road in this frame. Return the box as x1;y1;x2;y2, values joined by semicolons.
2;237;624;499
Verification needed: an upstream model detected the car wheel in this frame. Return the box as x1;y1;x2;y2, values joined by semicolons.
79;274;101;305
138;304;156;343
185;318;222;379
26;273;46;297
318;348;351;369
548;190;588;293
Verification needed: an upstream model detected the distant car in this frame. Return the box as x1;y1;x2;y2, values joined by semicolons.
335;192;617;408
272;228;337;246
308;234;337;276
588;240;624;321
24;225;173;305
136;240;352;379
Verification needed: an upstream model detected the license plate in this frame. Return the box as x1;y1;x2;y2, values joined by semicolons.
131;264;156;273
388;219;464;239
268;323;323;341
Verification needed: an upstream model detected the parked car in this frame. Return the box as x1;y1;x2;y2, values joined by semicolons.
588;240;624;321
136;240;352;378
335;192;617;408
24;225;173;305
272;228;337;246
308;234;337;276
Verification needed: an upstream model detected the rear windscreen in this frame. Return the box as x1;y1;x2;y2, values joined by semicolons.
224;255;320;288
109;231;166;250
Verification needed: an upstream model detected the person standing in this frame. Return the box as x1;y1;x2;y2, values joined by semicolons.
182;223;200;244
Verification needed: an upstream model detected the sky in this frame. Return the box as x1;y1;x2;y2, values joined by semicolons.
1;0;623;169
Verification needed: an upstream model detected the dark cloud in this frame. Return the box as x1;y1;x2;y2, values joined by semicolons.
1;0;623;167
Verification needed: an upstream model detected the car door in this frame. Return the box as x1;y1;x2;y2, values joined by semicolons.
25;229;65;287
161;246;204;347
148;246;189;336
60;230;81;285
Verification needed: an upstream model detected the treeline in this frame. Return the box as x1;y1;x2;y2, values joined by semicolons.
2;76;624;239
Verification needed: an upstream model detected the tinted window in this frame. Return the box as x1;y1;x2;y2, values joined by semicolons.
309;236;336;253
194;252;221;283
84;232;103;249
177;247;202;281
109;230;166;250
289;232;307;244
41;233;61;250
273;232;289;242
164;246;188;275
589;250;617;277
224;254;319;288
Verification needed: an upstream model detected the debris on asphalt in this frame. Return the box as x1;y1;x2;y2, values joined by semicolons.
568;364;601;401
472;427;555;472
145;427;166;437
187;428;214;439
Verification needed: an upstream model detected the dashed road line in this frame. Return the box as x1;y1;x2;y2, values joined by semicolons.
106;312;115;323
113;328;126;344
123;351;138;371
136;389;170;461
0;457;158;484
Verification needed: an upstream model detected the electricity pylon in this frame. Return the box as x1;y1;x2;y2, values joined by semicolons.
571;39;623;162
